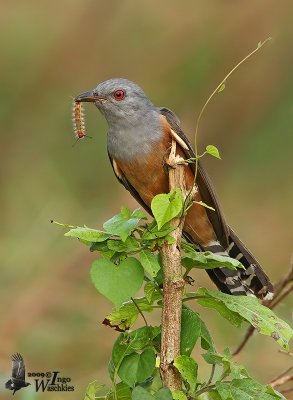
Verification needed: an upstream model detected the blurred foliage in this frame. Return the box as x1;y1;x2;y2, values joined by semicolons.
0;1;292;399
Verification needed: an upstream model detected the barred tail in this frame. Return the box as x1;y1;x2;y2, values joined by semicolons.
202;227;274;300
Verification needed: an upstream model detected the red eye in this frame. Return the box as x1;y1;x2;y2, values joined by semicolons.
113;89;125;100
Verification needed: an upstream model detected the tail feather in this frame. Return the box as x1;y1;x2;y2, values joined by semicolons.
201;227;274;300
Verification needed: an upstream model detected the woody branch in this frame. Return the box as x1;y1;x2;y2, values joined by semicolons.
160;139;187;390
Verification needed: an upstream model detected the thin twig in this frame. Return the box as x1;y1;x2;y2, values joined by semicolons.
270;284;293;309
267;354;293;394
191;38;271;190
269;366;293;387
232;326;255;356
51;220;77;229
279;350;293;357
194;384;216;397
206;364;216;387
184;38;272;215
272;255;293;295
270;375;293;388
131;297;148;327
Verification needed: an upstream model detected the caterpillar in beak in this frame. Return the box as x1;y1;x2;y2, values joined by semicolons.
72;101;91;144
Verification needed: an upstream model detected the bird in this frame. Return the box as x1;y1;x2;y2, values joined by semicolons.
75;78;273;300
5;353;30;395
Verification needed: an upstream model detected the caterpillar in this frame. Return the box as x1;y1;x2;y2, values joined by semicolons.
72;101;91;143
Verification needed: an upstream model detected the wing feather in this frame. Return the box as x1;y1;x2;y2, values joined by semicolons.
159;107;229;247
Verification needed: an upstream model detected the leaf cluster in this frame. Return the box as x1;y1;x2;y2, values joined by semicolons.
57;192;292;400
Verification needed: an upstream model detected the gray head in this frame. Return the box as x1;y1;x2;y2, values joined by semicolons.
75;78;163;161
75;78;157;128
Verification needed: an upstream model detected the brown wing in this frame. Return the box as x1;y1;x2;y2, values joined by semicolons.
108;150;152;215
159;107;229;248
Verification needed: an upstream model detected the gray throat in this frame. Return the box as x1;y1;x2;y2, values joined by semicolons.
107;109;163;162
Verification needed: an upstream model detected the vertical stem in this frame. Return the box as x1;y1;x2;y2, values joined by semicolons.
160;140;187;390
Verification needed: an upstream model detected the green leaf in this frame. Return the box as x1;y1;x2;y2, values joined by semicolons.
218;82;226;92
91;257;144;309
132;386;154;400
172;390;188;400
197;288;293;350
154;388;173;399
65;227;112;242
266;386;287;400
106;382;132;400
200;318;215;351
164;235;176;244
206;145;221;159
203;348;249;381
151;326;161;341
174;355;198;393
142;222;174;240
118;349;156;387
151;189;183;230
181;241;198;253
182;251;243;271
110;327;155;382
140;250;161;277
181;308;201;356
103;208;146;242
181;305;215;351
131;386;173;400
195;288;244;327
84;381;104;400
107;237;141;253
144;281;161;304
198;296;243;327
204;252;244;269
103;298;155;331
205;390;222;400
216;378;286;400
144;282;156;303
147;370;163;393
153;255;164;286
89;241;110;252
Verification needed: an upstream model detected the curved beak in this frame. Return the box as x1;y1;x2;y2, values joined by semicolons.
74;90;105;103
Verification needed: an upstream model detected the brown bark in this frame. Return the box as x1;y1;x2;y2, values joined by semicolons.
160;140;187;390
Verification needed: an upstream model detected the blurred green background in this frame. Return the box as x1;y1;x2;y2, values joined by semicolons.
0;1;292;399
